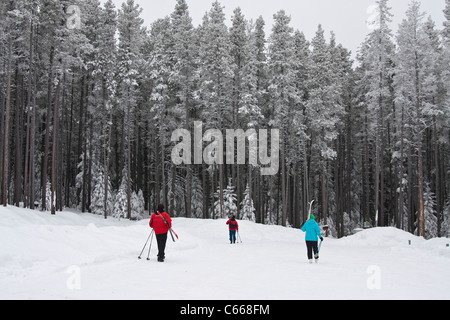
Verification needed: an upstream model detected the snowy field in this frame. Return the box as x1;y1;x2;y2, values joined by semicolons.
1;205;449;300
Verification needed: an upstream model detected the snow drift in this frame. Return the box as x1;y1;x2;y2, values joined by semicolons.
0;206;449;300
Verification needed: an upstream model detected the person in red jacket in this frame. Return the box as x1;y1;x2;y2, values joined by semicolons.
226;215;239;244
149;204;172;262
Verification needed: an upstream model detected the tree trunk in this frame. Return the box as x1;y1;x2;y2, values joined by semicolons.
14;63;22;207
103;78;113;219
414;55;425;237
321;159;328;225
51;77;61;215
185;102;192;218
434;120;441;236
281;142;287;227
127;101;131;220
2;36;13;207
24;16;35;209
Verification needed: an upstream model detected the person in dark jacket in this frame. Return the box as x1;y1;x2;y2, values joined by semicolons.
301;214;323;263
149;204;172;262
226;215;239;244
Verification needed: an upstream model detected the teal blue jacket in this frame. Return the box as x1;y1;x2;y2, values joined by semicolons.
301;219;322;241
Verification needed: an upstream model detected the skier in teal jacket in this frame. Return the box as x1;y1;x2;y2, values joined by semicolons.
301;214;323;263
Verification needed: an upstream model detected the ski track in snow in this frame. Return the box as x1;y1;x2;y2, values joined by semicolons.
0;206;449;300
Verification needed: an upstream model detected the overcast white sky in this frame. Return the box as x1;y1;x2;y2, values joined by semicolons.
103;0;446;61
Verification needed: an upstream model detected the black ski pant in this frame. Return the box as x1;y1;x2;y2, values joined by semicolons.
305;241;319;260
156;233;168;259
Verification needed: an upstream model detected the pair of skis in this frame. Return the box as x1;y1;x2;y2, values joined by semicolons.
307;199;314;220
168;228;178;242
159;212;178;242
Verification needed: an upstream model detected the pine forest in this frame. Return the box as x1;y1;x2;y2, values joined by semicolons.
1;0;449;239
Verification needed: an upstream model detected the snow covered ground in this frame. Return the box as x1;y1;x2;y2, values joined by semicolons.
1;205;449;300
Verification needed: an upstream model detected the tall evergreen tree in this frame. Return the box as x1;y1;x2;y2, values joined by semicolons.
117;0;144;219
98;0;117;219
197;1;233;218
394;0;439;236
357;0;395;227
170;0;197;218
306;25;345;225
267;10;297;227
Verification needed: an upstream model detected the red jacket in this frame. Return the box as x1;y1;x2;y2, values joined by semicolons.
149;211;172;235
226;219;239;231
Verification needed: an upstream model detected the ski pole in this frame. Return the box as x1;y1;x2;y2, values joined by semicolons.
138;229;154;259
146;229;155;260
237;230;242;243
